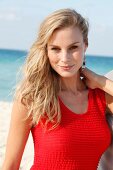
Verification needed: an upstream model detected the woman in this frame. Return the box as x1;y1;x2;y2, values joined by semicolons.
2;8;113;170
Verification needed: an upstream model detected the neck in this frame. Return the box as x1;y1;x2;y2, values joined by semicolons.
60;72;86;94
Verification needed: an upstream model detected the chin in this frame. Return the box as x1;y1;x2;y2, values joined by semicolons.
59;72;77;78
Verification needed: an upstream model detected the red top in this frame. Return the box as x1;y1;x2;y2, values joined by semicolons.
30;88;111;170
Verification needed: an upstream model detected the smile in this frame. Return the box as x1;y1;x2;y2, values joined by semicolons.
58;65;74;70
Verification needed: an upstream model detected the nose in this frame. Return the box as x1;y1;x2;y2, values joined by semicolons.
60;50;70;63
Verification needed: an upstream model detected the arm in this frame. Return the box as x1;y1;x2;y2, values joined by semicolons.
1;100;32;170
82;68;113;114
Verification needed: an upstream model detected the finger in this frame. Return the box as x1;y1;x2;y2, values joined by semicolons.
82;68;97;79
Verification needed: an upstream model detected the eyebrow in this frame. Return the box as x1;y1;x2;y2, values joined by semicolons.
48;42;80;48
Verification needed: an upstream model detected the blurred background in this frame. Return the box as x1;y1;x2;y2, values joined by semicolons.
0;0;113;169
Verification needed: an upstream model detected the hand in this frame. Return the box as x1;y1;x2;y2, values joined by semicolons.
81;67;101;89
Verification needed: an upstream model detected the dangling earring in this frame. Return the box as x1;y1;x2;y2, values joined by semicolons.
82;56;86;71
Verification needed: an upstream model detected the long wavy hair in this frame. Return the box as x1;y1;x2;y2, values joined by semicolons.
16;8;89;131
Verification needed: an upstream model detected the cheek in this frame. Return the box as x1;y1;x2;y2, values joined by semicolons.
73;51;84;62
48;53;59;65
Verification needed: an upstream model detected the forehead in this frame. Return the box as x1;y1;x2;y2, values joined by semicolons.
48;26;83;45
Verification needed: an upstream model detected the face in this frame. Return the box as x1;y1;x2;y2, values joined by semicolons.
47;26;87;78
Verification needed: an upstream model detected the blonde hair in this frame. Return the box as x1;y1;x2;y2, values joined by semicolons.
16;8;89;131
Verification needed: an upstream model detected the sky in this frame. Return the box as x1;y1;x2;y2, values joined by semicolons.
0;0;113;56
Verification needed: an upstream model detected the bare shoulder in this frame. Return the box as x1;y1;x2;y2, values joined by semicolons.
105;92;113;115
1;99;33;169
11;98;33;129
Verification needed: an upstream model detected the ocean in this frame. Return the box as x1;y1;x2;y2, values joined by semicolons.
0;49;113;101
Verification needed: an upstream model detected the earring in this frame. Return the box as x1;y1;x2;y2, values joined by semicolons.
82;56;86;71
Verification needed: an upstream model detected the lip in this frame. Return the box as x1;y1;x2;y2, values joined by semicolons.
58;65;74;70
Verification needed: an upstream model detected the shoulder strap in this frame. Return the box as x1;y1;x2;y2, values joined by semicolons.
91;88;106;117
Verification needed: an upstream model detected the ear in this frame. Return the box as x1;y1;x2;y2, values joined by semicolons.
84;42;88;52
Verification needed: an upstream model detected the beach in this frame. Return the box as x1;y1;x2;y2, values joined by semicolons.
0;101;34;169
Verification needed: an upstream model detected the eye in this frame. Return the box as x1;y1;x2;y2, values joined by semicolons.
70;46;78;50
51;47;60;51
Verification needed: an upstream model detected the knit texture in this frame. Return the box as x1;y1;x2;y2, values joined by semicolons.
30;88;111;170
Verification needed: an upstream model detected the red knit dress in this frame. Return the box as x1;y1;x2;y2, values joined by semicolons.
30;88;111;170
